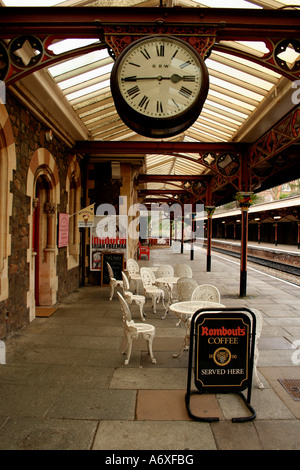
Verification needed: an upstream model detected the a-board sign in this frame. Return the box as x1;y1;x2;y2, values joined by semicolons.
194;312;251;392
101;252;124;285
186;308;256;422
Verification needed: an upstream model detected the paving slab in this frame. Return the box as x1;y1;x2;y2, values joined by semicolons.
93;420;217;450
0;382;63;418
0;416;98;450
110;367;188;390
1;246;300;450
35;364;114;388
211;421;263;450
216;389;294;421
136;389;223;421
260;366;300;419
47;388;137;420
254;420;300;450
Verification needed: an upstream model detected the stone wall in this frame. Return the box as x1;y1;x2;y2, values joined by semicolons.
0;92;80;339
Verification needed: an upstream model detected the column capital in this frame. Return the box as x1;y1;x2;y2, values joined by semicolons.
44;202;56;215
235;192;254;211
205;205;215;218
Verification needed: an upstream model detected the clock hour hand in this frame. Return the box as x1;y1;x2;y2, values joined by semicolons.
170;74;182;83
122;74;193;83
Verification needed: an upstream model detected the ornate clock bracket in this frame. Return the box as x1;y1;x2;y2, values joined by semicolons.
103;24;218;60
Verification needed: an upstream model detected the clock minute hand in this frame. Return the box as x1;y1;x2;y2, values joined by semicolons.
122;76;156;82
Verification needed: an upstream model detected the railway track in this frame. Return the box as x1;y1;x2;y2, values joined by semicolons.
210;245;300;285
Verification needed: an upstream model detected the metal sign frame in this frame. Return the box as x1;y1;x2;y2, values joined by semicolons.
185;307;257;423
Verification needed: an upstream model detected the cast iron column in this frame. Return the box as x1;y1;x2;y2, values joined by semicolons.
205;206;215;272
190;204;196;261
236;192;253;297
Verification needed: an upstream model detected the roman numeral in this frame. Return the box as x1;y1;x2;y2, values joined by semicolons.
171;50;179;59
172;98;180;108
138;95;150;110
156;101;163;113
179;86;193;98
156;44;165;57
183;75;195;82
140;48;151;60
129;62;140;67
122;76;137;82
180;60;192;69
127;85;140;98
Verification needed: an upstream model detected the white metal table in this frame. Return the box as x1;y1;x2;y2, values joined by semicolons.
170;300;225;357
155;276;180;318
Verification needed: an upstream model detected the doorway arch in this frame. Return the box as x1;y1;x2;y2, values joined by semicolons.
27;148;60;319
0;105;16;305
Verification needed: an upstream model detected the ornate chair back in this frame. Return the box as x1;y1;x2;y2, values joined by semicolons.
191;284;221;303
127;258;139;275
174;264;193;278
177;277;198;301
156;264;174;278
122;271;130;293
106;262;115;281
140;267;154;288
117;291;133;325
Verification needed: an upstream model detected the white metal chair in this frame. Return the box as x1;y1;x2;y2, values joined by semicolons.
156;264;174;278
177;277;198;301
117;292;156;365
175;277;199;326
174;264;193;278
191;284;221;303
107;262;123;300
126;258;142;293
140;267;166;314
122;271;146;321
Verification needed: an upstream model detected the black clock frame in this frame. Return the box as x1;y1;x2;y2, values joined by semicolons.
110;35;209;138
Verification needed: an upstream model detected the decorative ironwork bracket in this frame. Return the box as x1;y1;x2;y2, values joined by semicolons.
104;24;218;60
0;37;107;86
215;38;300;82
247;106;300;190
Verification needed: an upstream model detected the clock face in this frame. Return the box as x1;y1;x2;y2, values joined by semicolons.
110;35;209;138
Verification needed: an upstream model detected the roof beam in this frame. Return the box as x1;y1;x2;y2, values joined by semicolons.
0;7;298;38
139;189;187;196
137;174;211;182
72;141;247;155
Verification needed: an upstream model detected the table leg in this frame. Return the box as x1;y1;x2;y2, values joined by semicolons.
172;318;190;358
161;283;173;319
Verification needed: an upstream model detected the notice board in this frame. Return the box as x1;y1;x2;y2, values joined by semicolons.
101;252;124;285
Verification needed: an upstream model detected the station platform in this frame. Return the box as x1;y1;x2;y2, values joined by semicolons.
0;245;300;451
209;238;300;254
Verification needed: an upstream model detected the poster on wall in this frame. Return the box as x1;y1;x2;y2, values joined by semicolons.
90;215;128;272
58;213;69;248
77;203;95;228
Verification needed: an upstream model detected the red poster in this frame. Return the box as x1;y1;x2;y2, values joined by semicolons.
58;213;69;248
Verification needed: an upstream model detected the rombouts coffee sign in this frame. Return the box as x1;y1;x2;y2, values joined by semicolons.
195;314;251;391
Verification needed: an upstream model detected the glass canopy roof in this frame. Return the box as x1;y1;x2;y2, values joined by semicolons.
2;0;300;191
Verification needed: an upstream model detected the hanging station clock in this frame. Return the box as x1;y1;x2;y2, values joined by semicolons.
110;35;209;138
